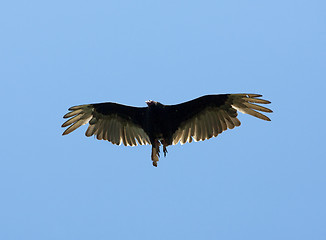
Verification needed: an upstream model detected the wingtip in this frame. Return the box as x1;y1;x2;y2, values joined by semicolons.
68;105;85;111
247;93;263;98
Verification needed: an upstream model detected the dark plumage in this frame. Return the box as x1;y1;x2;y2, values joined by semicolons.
62;93;272;166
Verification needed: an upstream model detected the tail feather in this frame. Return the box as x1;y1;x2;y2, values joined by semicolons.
151;140;161;167
151;147;159;167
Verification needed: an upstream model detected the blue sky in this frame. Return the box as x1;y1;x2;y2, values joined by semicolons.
1;0;325;239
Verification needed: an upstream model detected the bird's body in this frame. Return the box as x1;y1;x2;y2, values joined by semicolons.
62;94;272;166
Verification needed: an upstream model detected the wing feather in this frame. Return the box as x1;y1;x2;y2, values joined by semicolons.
125;125;131;146
110;119;119;144
207;111;218;137
199;117;206;140
180;128;186;145
194;117;202;141
62;114;83;127
217;111;227;131
96;119;105;140
135;129;143;145
117;121;123;146
125;124;135;146
134;127;145;145
188;121;195;143
203;113;213;139
232;102;271;121
231;116;241;127
212;111;222;134
121;125;128;146
62;103;150;146
85;124;96;137
62;115;92;135
173;127;183;145
170;93;272;145
187;127;192;143
103;119;111;141
63;109;84;119
221;110;235;129
242;102;273;113
105;120;113;141
131;127;139;146
245;97;271;104
182;127;191;145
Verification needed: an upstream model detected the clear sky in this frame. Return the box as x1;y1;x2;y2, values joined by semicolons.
1;0;325;239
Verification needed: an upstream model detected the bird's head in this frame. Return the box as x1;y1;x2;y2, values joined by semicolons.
145;100;157;106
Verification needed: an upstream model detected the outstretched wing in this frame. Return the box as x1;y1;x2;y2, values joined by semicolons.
165;94;272;145
62;102;150;146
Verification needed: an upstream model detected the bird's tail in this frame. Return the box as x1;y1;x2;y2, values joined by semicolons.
151;141;160;167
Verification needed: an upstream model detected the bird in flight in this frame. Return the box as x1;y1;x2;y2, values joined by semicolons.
62;94;272;167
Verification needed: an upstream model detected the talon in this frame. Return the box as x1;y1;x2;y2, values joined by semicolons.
163;146;168;157
162;139;168;157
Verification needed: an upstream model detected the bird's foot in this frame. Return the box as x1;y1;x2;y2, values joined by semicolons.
163;146;168;157
162;140;168;157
